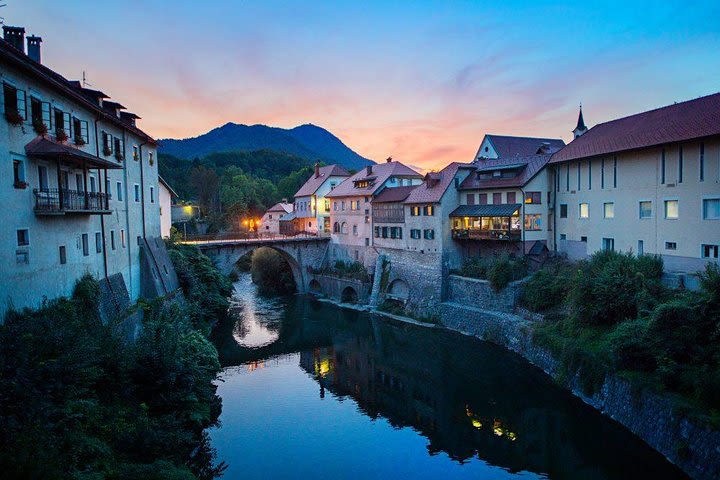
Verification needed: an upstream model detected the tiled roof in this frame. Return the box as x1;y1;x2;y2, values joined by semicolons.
404;162;473;204
449;204;522;217
267;202;293;213
459;154;552;190
551;92;720;163
483;135;565;158
0;38;155;143
371;185;417;203
326;161;421;198
294;164;350;197
25;136;122;169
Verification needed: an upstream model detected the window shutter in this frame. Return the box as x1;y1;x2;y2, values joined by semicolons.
41;102;51;128
81;120;89;143
16;89;27;120
63;112;71;134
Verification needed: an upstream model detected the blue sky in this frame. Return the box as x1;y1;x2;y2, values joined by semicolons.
6;0;720;168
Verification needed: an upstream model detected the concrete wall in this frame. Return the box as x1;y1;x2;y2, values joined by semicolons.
552;141;720;273
0;59;159;313
159;181;172;237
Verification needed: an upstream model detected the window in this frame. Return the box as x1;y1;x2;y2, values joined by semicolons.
678;146;683;183
579;203;589;218
661;148;666;184
478;193;487;205
134;184;140;202
110;231;116;250
702;244;719;259
352;224;358;235
555;204;567;220
665;242;677;250
637;240;644;255
613;156;617;188
566;163;570;191
137;235;142;246
577;162;581;190
374;226;380;238
467;194;475;205
341;201;345;211
560;234;567;240
116;181;123;201
114;137;124;159
588;159;592;189
3;82;25;120
602;238;615;251
95;232;102;253
324;199;330;212
525;192;541;204
121;230;126;248
150;186;155;203
102;132;113;155
581;236;587;242
664;200;678;219
410;229;421;239
365;238;370;246
59;245;67;265
524;214;542;231
148;152;153;165
90;176;96;193
82;233;89;256
30;96;42;124
72;117;89;144
493;193;502;205
334;222;340;234
341;222;347;234
423;205;434;216
381;226;388;238
601;158;605;188
38;165;48;190
423;229;435;240
13;159;25;187
603;202;614;218
702;198;720;220
507;192;516;204
133;145;139;161
639;201;652;219
17;229;29;246
699;143;705;181
411;206;420;216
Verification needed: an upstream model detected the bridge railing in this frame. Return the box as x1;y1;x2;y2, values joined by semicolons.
180;231;331;244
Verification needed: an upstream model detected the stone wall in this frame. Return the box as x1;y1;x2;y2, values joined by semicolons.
309;273;371;304
446;274;525;313
436;301;720;480
378;248;444;315
140;236;181;298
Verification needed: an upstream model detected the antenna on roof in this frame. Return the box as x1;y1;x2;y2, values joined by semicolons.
0;3;6;25
82;70;93;88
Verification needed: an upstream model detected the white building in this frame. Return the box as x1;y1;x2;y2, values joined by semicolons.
293;163;349;234
260;201;293;236
158;176;177;238
550;95;720;273
0;25;161;312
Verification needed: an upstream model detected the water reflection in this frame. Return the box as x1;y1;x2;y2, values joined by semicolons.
210;275;688;480
227;275;282;348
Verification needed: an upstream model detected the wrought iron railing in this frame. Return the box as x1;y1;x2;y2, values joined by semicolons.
33;188;110;213
451;228;521;241
181;231;330;244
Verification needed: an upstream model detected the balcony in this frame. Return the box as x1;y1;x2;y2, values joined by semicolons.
452;228;521;241
33;188;111;215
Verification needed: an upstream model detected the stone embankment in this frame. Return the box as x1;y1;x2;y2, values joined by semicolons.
436;301;720;480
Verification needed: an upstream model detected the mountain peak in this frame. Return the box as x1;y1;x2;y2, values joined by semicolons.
159;123;374;170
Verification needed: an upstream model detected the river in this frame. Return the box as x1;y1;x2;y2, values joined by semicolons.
208;274;688;479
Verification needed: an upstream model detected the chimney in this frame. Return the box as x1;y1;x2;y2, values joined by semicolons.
314;162;320;178
281;198;287;203
27;36;42;63
386;156;392;163
366;165;373;175
3;26;26;52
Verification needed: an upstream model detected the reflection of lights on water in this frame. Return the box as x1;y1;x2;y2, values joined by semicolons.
314;358;332;377
230;276;282;348
465;405;518;442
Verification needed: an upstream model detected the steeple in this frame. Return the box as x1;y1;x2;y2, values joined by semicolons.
573;104;588;138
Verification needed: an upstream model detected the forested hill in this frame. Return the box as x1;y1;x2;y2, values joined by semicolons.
158;123;374;170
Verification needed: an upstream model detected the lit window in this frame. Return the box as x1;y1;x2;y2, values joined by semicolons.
639;201;652;219
664;200;678;219
525;192;541;204
579;203;589;218
524;214;542;231
603;202;614;218
702;198;720;220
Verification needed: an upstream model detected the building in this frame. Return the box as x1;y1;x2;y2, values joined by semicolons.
0;25;162;312
260;201;293;236
473;134;565;162
158;176;177;238
550;95;720;272
293;163;350;234
326;159;422;265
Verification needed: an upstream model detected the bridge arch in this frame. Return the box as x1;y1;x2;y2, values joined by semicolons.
387;278;410;302
341;286;359;303
309;279;322;295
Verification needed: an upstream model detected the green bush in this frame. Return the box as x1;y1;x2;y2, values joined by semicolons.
520;260;573;312
456;254;527;291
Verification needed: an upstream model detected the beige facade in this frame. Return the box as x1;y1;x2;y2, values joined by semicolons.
552;139;720;272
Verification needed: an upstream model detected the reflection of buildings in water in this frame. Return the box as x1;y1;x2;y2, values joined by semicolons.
228;277;284;348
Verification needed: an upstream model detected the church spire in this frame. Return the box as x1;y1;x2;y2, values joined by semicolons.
573;103;588;138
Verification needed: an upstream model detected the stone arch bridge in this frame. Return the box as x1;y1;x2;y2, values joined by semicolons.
184;236;330;293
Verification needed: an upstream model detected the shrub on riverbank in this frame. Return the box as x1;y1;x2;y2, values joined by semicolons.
531;255;720;421
454;254;528;291
250;247;296;296
311;260;370;282
0;275;225;479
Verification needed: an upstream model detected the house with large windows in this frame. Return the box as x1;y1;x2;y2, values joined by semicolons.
293;163;349;234
0;25;166;312
550;93;720;272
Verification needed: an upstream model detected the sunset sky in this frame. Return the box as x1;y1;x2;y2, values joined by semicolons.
7;0;720;170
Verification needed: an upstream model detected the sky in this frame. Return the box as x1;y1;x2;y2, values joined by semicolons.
5;0;720;170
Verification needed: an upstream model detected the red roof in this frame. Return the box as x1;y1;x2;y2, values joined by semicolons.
482;135;565;159
326;161;421;198
404;162;473;204
267;202;293;213
551;92;720;163
372;185;417;203
459;154;552;190
294;164;350;197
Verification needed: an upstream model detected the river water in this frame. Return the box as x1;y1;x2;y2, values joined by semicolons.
209;275;688;480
